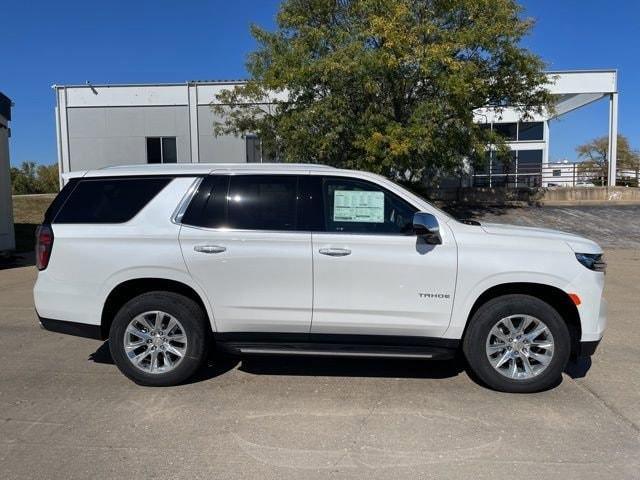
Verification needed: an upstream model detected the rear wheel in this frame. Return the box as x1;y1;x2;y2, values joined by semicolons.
109;291;208;386
463;294;570;393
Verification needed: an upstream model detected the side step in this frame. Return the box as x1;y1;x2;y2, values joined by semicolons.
218;342;457;360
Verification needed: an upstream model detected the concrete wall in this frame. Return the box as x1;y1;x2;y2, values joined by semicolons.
0;112;15;253
541;187;640;204
428;186;640;206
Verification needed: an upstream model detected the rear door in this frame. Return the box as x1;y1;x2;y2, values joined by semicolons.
179;174;313;334
308;175;458;338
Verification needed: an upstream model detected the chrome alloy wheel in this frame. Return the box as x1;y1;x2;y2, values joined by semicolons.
485;314;555;380
123;311;188;374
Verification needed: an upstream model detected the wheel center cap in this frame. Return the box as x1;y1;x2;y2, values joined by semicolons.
152;336;164;347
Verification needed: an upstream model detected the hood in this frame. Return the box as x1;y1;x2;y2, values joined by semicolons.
480;222;602;254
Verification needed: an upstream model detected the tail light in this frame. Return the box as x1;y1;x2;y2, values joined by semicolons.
35;225;54;271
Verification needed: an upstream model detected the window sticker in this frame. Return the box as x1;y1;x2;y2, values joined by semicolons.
333;190;384;223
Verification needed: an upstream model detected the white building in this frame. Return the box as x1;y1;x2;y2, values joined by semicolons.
0;92;15;254
541;160;599;187
53;69;619;187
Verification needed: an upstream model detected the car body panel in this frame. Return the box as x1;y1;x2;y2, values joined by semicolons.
179;227;313;333
310;224;457;338
34;177;216;327
34;164;606;352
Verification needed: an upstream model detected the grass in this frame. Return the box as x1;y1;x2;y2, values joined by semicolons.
12;194;56;252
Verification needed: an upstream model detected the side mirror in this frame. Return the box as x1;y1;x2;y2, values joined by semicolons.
413;212;442;244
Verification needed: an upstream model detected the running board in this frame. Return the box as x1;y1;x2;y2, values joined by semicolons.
218;342;457;360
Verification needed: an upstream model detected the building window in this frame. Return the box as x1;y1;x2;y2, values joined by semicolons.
473;149;543;188
517;150;543;172
516;149;543;187
518;122;544;141
246;135;262;163
146;137;177;164
487;121;544;142
493;123;517;141
553;169;562;177
246;134;278;163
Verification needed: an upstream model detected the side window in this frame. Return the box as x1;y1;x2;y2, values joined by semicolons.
181;174;299;231
53;178;171;224
43;178;79;223
322;177;417;234
227;175;298;231
181;175;229;228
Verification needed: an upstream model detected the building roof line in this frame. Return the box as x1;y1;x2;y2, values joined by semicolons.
51;70;617;90
546;68;617;74
52;80;249;89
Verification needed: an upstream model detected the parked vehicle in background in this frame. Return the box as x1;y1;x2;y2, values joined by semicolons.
34;164;607;392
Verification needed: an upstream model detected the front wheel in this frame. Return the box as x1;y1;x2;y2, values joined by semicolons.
109;291;209;386
463;294;571;393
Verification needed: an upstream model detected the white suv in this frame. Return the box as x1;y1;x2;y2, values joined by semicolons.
34;163;607;392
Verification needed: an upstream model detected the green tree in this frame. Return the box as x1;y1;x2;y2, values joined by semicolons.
36;164;60;193
576;134;640;182
11;161;38;194
213;0;554;183
10;162;59;194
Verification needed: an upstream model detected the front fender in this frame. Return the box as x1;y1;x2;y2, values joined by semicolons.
444;271;572;339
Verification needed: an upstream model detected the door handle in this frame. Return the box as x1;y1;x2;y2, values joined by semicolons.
194;245;226;254
319;247;351;257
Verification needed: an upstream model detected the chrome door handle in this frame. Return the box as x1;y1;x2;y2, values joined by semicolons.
194;245;226;254
319;247;351;257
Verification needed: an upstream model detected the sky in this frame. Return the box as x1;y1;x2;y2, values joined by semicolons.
3;0;639;167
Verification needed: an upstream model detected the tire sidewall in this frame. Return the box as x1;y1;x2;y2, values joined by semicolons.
109;291;208;386
463;294;571;393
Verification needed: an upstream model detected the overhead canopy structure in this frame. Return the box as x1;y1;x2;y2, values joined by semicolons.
474;69;618;186
549;70;618;186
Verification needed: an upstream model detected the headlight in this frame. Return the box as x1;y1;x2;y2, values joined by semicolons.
575;253;606;273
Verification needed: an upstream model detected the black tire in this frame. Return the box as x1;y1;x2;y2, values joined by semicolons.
462;294;570;393
109;291;209;386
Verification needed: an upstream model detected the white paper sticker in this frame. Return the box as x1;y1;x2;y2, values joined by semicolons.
333;190;384;223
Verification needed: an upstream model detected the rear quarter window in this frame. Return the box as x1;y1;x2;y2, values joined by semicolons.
53;177;172;224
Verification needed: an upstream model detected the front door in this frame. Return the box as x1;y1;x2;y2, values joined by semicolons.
310;176;458;338
179;174;312;333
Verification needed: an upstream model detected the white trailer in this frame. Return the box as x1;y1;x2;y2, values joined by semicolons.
0;92;15;255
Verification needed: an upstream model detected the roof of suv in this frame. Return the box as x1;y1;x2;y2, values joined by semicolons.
67;163;338;179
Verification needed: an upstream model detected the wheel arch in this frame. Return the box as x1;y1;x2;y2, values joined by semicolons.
100;278;214;339
462;282;582;357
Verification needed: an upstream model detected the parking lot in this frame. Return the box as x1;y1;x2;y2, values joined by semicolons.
1;205;639;479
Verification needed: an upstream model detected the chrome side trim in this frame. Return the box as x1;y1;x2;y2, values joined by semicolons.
171;177;203;225
237;348;434;359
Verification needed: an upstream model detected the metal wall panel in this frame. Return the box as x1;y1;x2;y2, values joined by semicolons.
65;85;188;107
197;105;245;163
67;106;191;170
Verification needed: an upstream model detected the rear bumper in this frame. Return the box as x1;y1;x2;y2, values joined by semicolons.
38;314;103;340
